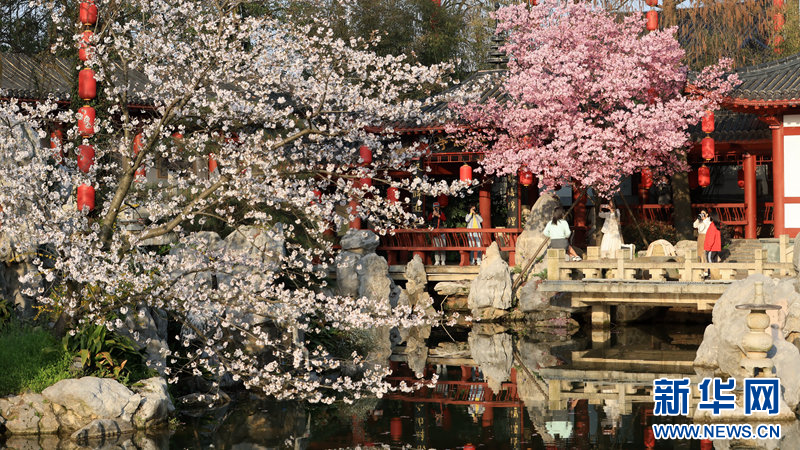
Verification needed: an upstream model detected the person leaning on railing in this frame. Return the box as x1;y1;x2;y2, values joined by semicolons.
544;206;582;261
465;205;483;265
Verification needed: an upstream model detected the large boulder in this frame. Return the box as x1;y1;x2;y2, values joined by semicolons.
117;307;169;376
674;240;697;260
694;275;800;412
335;251;361;297
217;225;286;288
468;328;513;392
517;277;550;312
468;242;512;316
357;253;393;307
42;377;135;422
645;239;676;257
515;193;562;267
340;229;380;254
0;393;59;435
167;231;222;288
131;377;175;429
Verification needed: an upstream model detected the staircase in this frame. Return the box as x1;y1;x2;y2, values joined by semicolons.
725;239;764;263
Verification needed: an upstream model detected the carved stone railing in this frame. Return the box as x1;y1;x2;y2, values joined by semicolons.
545;245;796;282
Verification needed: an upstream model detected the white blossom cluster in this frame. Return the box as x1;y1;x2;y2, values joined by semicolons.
0;0;470;402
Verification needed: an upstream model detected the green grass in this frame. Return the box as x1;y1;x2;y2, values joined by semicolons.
0;322;73;396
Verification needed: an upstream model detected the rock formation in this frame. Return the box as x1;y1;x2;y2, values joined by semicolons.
0;376;173;438
515;193;562;268
468;242;512;319
694;274;800;415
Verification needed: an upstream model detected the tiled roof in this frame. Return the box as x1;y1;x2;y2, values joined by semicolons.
689;110;769;142
730;52;800;102
0;53;154;106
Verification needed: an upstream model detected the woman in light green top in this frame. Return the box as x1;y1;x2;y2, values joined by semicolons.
543;207;581;261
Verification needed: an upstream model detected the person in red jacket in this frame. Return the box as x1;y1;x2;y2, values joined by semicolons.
704;212;722;264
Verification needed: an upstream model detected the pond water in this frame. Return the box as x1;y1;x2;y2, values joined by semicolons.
3;323;797;449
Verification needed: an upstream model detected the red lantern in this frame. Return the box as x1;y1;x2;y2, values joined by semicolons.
77;184;95;212
701;137;715;160
774;13;785;31
79;1;98;26
519;167;534;186
641;168;653;190
387;186;399;203
310;189;321;205
78;68;96;100
359;145;372;165
737;168;745;189
209;155;218;173
437;193;449;208
77;144;95;173
645;0;657;6
701;110;714;133
700;439;713;450
528;0;538;5
78;30;93;62
774;35;785;47
774;0;784;6
51;129;64;164
460;164;472;182
646;10;658;31
464;444;476;450
698;165;711;188
689;169;699;189
358;177;372;188
133;133;146;179
77;105;95;137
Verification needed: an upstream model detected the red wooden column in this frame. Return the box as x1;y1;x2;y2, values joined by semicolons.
479;185;492;228
572;185;587;248
743;153;757;239
772;123;785;237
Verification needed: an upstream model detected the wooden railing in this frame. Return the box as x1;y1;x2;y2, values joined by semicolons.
628;203;748;226
545;245;795;282
379;228;521;266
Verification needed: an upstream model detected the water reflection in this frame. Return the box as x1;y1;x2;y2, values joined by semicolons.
4;325;798;449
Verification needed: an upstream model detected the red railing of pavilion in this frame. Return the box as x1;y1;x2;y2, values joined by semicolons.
378;228;521;266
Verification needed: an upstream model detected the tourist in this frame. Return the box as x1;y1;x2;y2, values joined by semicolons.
599;201;622;258
704;211;722;264
543;206;581;261
465;205;483;265
428;202;447;265
693;209;711;262
654;176;672;206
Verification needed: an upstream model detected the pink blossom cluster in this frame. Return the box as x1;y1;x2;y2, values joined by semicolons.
450;2;739;196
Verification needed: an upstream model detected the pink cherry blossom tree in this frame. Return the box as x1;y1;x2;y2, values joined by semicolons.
450;2;739;197
0;0;465;403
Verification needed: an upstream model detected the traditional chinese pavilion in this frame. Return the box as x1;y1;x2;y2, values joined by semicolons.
378;51;800;252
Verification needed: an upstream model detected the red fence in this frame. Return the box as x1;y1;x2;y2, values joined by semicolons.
379;228;521;266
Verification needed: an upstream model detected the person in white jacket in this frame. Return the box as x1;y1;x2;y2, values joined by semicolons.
543;207;582;261
465;206;483;265
693;209;711;263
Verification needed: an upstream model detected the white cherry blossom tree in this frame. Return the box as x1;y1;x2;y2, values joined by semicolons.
0;0;464;402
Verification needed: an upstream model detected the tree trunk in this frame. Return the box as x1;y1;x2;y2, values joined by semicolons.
672;169;693;240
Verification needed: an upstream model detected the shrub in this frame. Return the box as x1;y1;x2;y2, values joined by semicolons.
621;221;679;251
